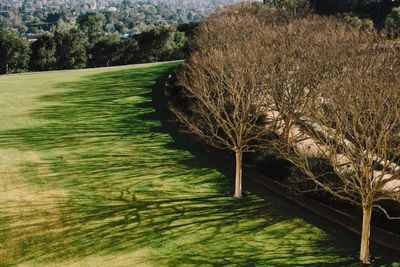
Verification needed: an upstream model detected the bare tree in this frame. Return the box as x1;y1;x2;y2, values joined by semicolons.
311;63;400;264
169;15;279;198
272;18;400;263
269;17;371;140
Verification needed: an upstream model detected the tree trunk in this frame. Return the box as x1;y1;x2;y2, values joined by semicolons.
359;205;372;263
283;119;291;143
234;150;243;198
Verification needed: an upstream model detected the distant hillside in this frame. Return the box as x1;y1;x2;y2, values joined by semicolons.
0;0;257;34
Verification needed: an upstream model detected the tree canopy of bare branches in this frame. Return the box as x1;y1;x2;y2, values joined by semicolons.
170;14;279;198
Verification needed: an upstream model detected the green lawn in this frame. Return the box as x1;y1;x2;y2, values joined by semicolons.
0;62;398;266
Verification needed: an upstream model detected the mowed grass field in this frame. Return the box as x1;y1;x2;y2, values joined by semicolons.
0;62;398;266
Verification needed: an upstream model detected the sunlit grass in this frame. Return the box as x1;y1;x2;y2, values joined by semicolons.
0;62;398;266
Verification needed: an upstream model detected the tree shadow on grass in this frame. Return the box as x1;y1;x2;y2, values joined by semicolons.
0;63;394;266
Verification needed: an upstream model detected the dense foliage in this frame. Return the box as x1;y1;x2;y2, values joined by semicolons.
0;16;189;74
0;29;30;74
29;33;56;71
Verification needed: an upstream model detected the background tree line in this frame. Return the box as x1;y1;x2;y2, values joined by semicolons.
0;12;190;74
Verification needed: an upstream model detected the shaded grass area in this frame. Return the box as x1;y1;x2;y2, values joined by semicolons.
0;63;397;266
